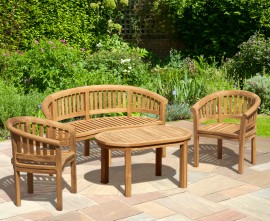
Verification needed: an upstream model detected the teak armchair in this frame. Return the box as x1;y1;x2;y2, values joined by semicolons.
6;116;77;211
191;90;261;174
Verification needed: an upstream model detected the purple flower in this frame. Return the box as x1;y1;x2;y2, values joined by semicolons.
49;41;53;44
52;46;56;49
3;53;7;57
19;51;23;55
35;40;39;44
60;39;67;45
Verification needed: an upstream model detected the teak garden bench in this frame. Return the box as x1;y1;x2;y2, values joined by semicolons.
191;90;261;174
42;85;168;156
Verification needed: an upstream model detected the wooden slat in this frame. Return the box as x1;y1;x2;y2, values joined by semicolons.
112;91;116;108
108;91;111;108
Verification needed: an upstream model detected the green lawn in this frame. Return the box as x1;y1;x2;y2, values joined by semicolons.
256;115;270;138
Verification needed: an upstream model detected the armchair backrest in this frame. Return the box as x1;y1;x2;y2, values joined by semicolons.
6;117;76;166
191;90;261;124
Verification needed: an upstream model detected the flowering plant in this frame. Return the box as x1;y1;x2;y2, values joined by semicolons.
1;39;87;93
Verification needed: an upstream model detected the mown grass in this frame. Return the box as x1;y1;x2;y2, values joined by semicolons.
256;115;270;138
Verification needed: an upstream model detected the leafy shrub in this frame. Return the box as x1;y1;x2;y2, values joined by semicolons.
1;39;88;93
84;35;153;87
166;103;191;121
244;74;270;114
154;50;233;106
0;79;44;129
225;33;270;86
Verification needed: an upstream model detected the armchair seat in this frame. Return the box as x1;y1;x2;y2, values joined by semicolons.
198;123;241;138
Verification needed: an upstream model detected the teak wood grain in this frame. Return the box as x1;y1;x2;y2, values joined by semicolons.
191;90;261;174
95;125;192;197
6;116;77;211
42;85;168;157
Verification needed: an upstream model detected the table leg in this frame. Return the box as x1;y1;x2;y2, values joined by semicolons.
180;141;188;188
125;148;132;197
156;147;162;176
101;148;109;184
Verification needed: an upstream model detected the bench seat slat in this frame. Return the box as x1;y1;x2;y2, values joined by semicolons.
67;116;162;140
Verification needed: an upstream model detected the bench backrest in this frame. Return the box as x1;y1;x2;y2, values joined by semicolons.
42;85;168;123
192;90;261;123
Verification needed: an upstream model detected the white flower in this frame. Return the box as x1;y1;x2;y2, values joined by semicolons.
120;58;131;64
96;42;102;48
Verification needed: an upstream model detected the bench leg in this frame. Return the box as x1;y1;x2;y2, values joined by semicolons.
156;148;162;176
125;148;132;197
101;148;109;184
180;141;188;188
84;140;90;156
217;139;222;159
27;173;33;194
251;136;256;164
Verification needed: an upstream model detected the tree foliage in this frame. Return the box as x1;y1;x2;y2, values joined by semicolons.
144;0;270;60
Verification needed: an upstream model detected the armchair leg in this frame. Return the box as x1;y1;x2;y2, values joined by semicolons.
14;170;21;207
251;137;256;164
56;171;63;211
70;160;77;193
217;139;222;159
193;135;199;167
238;141;245;174
27;173;34;194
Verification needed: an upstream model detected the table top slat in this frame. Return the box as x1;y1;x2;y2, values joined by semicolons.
95;125;192;147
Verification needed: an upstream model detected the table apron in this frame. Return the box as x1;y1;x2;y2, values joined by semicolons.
97;140;190;151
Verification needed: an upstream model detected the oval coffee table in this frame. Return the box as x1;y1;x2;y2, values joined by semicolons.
95;125;192;197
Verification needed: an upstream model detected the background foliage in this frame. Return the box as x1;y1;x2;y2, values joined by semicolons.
225;33;270;86
0;0;128;51
136;0;270;60
1;0;269;139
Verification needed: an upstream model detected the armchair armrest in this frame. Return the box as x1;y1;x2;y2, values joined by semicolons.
7;117;76;152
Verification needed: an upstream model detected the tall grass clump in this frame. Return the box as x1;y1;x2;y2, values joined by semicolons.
154;50;233;106
0;79;44;138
